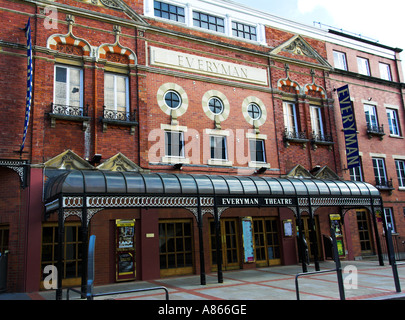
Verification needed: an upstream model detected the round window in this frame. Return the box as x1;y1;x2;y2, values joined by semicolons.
208;97;224;115
247;103;262;120
164;91;182;110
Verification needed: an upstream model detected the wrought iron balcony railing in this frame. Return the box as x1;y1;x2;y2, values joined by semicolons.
375;178;394;191
283;129;308;148
101;106;138;135
49;103;90;130
103;106;136;122
51;103;88;117
311;132;334;151
311;132;334;143
367;123;385;140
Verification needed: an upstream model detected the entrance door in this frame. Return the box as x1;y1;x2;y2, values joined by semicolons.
356;210;373;254
298;216;323;261
209;218;240;270
253;218;281;266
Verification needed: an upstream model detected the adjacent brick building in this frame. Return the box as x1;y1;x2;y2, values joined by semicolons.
0;0;403;294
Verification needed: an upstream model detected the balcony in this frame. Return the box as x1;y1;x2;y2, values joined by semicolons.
375;178;394;194
367;123;385;140
311;132;334;151
101;106;138;135
283;129;309;148
49;103;91;130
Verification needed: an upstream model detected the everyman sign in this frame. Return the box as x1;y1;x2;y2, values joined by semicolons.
337;85;360;169
217;197;297;207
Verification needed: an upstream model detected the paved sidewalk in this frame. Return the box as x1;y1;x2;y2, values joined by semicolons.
2;260;405;300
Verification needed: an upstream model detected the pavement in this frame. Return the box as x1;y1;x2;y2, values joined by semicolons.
1;260;405;301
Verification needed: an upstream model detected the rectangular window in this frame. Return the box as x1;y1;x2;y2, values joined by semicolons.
104;73;129;119
357;57;370;76
165;131;184;158
333;51;348;70
350;161;363;181
41;223;83;281
0;225;9;254
364;104;379;132
154;1;185;23
159;220;193;273
395;159;405;188
310;106;324;140
283;102;299;136
249;139;266;163
232;22;257;41
193;11;225;33
384;208;396;233
379;62;392;81
387;109;400;136
54;65;83;108
373;157;388;186
210;136;227;160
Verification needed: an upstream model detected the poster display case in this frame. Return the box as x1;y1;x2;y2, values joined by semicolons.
115;219;136;281
241;217;255;263
329;214;345;257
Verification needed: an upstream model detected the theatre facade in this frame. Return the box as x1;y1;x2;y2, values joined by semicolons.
0;0;404;294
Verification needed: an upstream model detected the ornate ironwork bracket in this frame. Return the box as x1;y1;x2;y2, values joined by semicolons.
0;159;29;188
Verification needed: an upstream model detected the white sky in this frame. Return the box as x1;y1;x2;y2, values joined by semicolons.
233;0;405;71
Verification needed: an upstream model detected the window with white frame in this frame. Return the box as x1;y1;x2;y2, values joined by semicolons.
210;135;227;160
364;104;379;132
350;161;363;181
165;131;184;158
333;50;348;70
193;11;225;33
387;108;400;136
283;102;299;137
357;57;370;76
395;159;405;188
154;0;185;23
372;157;388;186
379;62;392;81
54;65;83;109
310;106;324;140
232;21;257;41
249;139;265;163
384;208;396;233
104;73;129;119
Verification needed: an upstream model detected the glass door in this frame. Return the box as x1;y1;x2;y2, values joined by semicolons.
297;216;323;261
356;210;373;254
253;218;281;266
209;218;240;270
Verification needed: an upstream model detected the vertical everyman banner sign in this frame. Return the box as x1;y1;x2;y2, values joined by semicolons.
20;18;33;153
337;85;360;169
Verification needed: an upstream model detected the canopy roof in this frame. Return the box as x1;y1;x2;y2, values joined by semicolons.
45;170;380;201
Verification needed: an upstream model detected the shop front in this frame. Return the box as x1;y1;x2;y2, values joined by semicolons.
43;169;386;300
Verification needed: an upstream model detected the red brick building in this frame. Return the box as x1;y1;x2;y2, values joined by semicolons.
0;0;403;295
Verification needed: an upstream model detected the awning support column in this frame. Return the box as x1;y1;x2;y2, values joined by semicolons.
214;205;223;283
80;196;89;298
296;200;307;273
308;197;320;271
370;197;384;266
197;197;206;285
56;196;64;300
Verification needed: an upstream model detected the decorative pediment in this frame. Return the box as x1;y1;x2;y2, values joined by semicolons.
98;26;137;65
97;153;146;172
44;150;95;170
312;166;341;180
284;165;314;179
47;15;91;57
270;35;332;69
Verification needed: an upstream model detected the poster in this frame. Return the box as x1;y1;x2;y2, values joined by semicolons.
241;217;255;263
116;219;136;281
283;220;293;237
